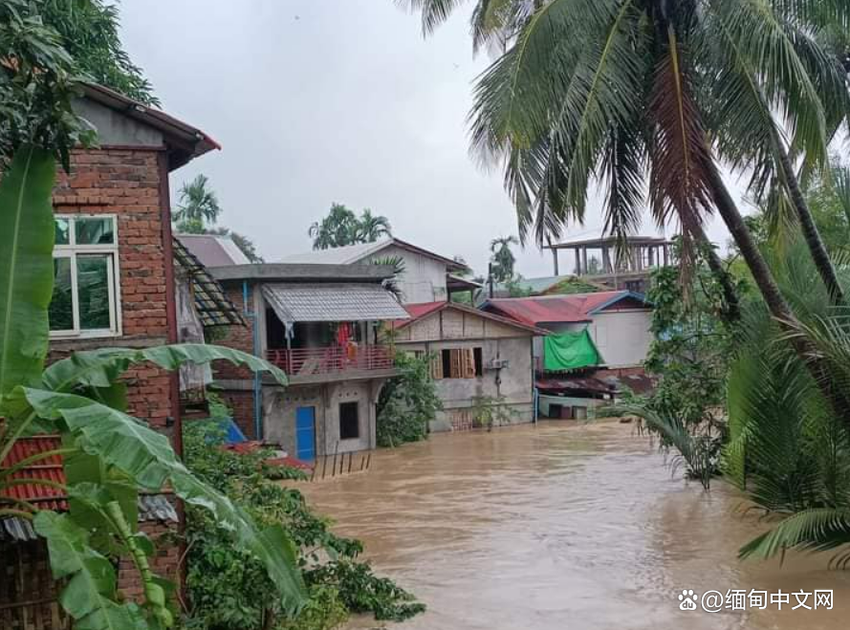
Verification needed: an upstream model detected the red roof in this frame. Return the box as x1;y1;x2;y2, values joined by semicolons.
482;291;648;327
0;436;67;511
390;301;547;335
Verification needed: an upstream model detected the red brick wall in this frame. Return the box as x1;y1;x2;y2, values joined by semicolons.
211;285;255;381
47;147;176;429
53;148;169;341
221;389;256;440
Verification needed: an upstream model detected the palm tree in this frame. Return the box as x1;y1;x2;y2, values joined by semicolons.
490;235;518;282
309;203;361;250
357;209;392;242
402;0;850;421
174;174;221;232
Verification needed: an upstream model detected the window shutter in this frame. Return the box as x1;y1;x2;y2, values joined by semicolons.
450;349;462;378
463;348;476;378
430;353;443;380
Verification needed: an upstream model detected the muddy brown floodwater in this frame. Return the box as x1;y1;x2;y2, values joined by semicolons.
301;421;850;629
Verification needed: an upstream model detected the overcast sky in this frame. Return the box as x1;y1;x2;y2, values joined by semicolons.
117;0;741;277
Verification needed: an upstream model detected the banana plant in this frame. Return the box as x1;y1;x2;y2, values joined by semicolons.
0;146;307;628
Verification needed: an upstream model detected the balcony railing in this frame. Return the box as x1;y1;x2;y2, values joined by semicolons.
266;345;394;378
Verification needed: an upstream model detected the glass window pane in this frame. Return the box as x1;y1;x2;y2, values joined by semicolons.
54;218;70;245
77;255;112;330
49;258;74;331
75;217;115;245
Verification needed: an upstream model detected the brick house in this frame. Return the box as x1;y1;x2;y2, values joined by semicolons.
0;83;221;627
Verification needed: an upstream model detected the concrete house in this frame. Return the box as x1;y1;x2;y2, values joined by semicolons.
2;83;220;625
280;237;479;304
194;262;409;458
387;301;545;431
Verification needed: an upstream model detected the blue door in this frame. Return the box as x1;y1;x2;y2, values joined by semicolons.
295;406;316;461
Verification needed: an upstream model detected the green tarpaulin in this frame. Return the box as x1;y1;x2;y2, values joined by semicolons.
543;329;600;371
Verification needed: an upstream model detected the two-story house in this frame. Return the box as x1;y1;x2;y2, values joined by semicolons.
198;263;409;459
2;83;222;625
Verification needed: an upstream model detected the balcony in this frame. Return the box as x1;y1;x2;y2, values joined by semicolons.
266;345;396;384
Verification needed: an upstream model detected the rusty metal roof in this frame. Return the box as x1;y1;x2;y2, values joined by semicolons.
1;436;178;540
1;435;66;511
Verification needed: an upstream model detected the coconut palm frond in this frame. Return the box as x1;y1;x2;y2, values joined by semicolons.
739;508;850;560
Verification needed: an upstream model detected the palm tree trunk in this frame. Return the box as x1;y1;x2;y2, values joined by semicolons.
705;163;850;424
697;227;740;323
774;136;844;304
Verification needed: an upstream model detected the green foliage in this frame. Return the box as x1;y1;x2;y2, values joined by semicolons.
39;0;158;105
490;235;518;283
722;240;850;561
175;174;222;231
0;3;93;168
307;561;426;622
0;147;57;396
309;203;392;250
643;252;736;429
623;247;738;486
376;353;441;447
182;422;424;629
470;395;517;431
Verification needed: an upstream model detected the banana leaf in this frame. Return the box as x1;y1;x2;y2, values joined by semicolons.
21;386;306;614
0;145;56;397
34;511;150;629
43;343;288;392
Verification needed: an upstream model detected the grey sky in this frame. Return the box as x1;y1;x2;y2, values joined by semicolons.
118;0;740;278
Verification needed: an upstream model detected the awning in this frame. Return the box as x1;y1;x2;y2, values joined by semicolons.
543;329;600;371
262;283;409;325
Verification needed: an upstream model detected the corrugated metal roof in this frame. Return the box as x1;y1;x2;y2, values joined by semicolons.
1;435;67;511
1;436;178;539
279;237;466;271
178;233;251;268
263;283;409;324
482;291;649;326
0;495;178;542
173;237;245;327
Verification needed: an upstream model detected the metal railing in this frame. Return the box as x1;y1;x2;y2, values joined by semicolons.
266;345;394;377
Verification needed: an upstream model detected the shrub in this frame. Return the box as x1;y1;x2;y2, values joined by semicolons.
376;352;441;447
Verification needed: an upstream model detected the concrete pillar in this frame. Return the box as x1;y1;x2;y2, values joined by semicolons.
552;248;560;275
575;249;581;275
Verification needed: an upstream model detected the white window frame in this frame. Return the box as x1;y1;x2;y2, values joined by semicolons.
50;214;123;339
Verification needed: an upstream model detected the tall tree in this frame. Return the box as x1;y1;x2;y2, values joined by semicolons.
309;203;392;249
490;235;518;282
357;208;393;242
0;0;93;167
175;174;222;232
402;0;850;421
174;174;263;262
39;0;158;105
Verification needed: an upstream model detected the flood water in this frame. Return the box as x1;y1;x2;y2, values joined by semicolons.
303;421;850;629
